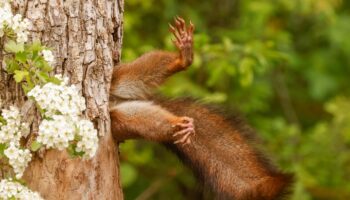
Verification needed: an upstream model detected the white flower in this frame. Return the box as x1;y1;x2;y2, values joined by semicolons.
0;106;28;146
28;75;98;159
4;143;19;160
37;115;75;150
16;31;28;43
41;49;55;65
0;106;32;178
0;179;43;200
11;14;22;30
4;143;32;179
0;1;31;43
28;78;86;118
75;119;98;159
37;115;98;158
0;2;12;27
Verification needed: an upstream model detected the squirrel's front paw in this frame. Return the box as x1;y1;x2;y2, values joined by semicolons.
172;116;195;145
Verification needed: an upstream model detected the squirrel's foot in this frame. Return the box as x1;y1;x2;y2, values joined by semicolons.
172;116;195;145
169;16;194;68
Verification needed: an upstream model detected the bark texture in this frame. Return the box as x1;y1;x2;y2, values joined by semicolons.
0;0;124;199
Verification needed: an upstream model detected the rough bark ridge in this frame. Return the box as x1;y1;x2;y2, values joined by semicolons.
0;0;124;199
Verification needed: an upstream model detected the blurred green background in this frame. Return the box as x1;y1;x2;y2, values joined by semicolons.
119;0;350;199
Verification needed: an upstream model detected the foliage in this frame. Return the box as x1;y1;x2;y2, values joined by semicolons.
4;40;59;93
120;0;350;199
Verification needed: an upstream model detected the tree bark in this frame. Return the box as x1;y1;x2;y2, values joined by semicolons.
0;0;124;199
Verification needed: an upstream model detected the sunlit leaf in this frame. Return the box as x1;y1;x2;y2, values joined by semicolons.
36;71;49;83
27;40;43;52
0;143;7;158
4;58;19;74
67;144;85;158
30;141;42;152
14;70;29;83
4;40;24;53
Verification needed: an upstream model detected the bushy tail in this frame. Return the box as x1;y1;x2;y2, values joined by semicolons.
158;98;293;200
257;173;294;200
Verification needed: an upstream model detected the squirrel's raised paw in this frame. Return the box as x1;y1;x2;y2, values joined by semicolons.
169;16;194;50
169;16;194;68
172;116;195;145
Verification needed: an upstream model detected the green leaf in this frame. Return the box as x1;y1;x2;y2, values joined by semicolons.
67;144;85;158
21;84;32;94
74;134;82;141
14;70;29;83
35;59;53;72
12;178;27;185
35;104;46;116
30;141;42;152
15;52;28;64
25;73;34;88
4;58;19;74
75;150;85;157
0;116;6;125
36;71;49;83
41;61;53;72
0;143;7;158
67;144;75;156
27;40;43;52
32;51;39;61
47;76;62;85
4;40;24;53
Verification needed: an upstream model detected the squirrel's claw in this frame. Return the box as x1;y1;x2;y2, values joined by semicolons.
174;136;191;145
174;128;193;144
173;116;195;145
169;17;194;50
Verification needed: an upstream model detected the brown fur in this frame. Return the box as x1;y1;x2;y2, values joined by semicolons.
109;18;293;200
110;98;293;200
110;51;178;101
110;100;184;142
158;98;293;200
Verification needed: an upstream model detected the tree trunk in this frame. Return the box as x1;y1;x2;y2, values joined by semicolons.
0;0;124;199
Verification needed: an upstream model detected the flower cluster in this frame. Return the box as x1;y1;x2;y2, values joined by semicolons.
28;76;98;159
0;106;28;146
76;120;98;159
36;115;75;150
28;77;86;117
0;179;43;200
0;106;31;179
41;49;55;65
4;143;32;179
0;1;12;37
0;0;31;43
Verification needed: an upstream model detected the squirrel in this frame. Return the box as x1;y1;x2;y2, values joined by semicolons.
109;17;293;200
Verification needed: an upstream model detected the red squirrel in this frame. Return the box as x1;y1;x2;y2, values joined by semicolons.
110;17;293;200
